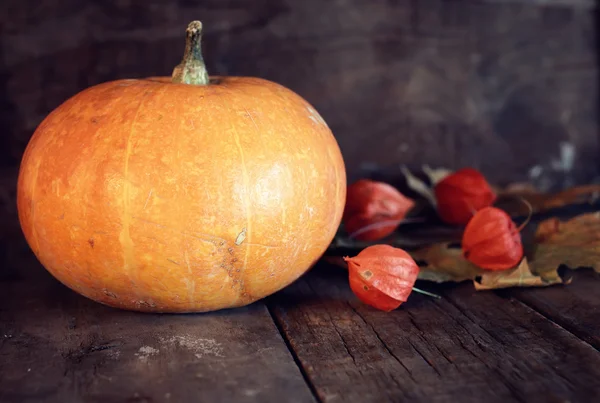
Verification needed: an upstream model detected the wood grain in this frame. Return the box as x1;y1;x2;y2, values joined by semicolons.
269;264;600;403
507;269;600;349
0;0;597;189
0;267;316;403
1;2;600;400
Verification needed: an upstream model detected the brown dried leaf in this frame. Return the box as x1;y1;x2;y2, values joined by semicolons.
400;165;452;207
326;211;600;290
530;212;600;275
410;243;484;283
422;165;452;185
401;166;437;207
496;184;600;217
410;242;563;290
541;185;600;210
399;168;600;218
474;258;563;291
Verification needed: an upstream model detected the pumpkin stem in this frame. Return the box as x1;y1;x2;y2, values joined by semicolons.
172;21;210;85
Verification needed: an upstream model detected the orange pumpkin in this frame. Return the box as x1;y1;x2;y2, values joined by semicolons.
17;21;346;312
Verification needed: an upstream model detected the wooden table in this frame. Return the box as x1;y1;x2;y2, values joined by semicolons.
1;254;599;402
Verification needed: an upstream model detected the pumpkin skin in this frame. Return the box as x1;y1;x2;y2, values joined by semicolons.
17;76;346;312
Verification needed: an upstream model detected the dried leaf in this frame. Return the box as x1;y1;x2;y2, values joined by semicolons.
496;184;600;217
541;185;600;210
422;165;452;185
410;243;484;283
401;166;437;206
410;242;562;290
474;258;562;290
500;182;539;194
327;209;600;291
400;165;451;207
530;212;600;275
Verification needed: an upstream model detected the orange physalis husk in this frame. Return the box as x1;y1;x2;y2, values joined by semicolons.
461;206;524;271
434;168;496;225
343;244;420;311
343;179;415;241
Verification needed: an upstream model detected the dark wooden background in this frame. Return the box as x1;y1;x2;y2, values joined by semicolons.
0;0;598;274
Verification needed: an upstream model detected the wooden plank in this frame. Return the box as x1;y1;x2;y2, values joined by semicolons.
483;0;594;6
269;263;600;403
0;266;316;403
0;0;597;189
506;269;600;350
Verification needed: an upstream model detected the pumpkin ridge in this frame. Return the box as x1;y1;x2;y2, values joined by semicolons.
327;135;342;238
222;91;253;303
120;87;155;300
183;249;195;306
30;159;42;255
172;87;198;306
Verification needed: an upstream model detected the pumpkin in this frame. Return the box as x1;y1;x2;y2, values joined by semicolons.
16;21;346;313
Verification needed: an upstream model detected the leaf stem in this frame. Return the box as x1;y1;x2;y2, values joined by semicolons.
348;216;427;239
411;286;441;299
516;197;533;233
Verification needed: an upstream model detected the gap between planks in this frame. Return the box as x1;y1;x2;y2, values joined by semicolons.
266;263;600;403
507;296;600;353
266;304;324;403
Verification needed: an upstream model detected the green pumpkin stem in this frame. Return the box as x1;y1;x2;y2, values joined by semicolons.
172;21;209;85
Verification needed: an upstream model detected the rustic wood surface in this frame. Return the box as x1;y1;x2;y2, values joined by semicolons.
269;265;600;403
508;269;600;349
0;264;316;403
2;257;600;403
1;0;598;189
1;0;600;402
1;192;599;402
